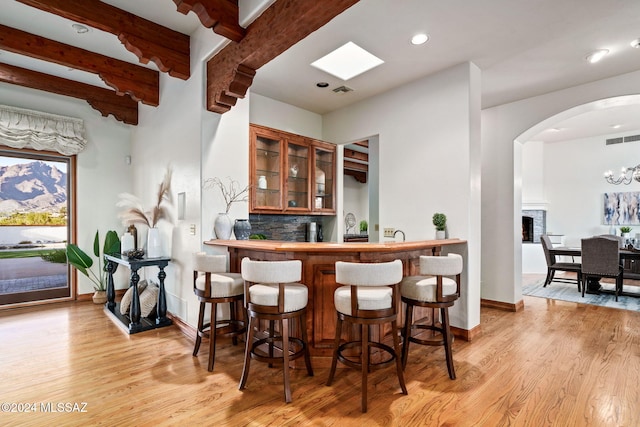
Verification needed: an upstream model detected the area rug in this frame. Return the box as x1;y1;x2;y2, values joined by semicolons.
522;280;640;312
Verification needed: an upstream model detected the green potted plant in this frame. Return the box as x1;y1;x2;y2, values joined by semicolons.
620;226;632;240
359;220;368;234
432;213;447;239
66;230;120;304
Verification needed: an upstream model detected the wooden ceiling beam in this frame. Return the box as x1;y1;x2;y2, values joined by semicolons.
344;148;368;163
16;0;190;80
205;0;359;114
0;24;159;106
344;160;368;173
0;62;138;125
344;169;367;184
173;0;246;42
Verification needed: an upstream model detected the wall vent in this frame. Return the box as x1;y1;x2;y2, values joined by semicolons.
333;85;354;94
606;134;640;145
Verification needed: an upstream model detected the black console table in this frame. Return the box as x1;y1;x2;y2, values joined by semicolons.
104;254;172;334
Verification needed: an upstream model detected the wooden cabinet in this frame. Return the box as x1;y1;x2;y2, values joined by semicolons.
250;124;336;215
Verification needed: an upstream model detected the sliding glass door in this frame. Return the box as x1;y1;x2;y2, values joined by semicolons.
0;149;74;305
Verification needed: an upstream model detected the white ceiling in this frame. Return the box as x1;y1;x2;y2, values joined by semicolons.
2;0;640;142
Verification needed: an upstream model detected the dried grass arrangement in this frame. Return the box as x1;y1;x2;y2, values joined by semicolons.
203;176;249;214
117;167;173;228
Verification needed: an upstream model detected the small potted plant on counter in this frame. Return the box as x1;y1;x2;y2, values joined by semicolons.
620;226;632;241
432;213;447;239
359;220;368;235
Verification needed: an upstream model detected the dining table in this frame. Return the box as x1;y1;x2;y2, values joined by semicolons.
548;245;640;297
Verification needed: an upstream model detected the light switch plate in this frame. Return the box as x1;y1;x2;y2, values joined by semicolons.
189;224;196;235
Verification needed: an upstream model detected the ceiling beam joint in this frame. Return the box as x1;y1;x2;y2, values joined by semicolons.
17;0;190;80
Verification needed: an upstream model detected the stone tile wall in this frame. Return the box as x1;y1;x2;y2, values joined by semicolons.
248;214;326;241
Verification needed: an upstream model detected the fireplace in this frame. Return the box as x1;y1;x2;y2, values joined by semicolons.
522;216;533;242
522;210;546;243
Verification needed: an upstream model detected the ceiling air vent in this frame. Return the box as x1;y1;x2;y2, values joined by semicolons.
333;85;354;94
606;134;640;145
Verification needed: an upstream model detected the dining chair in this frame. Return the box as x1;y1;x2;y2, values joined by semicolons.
580;236;623;301
540;234;582;292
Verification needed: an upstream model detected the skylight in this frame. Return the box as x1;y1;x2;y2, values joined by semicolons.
311;42;384;81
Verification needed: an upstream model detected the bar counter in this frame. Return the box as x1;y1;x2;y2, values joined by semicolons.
205;238;467;365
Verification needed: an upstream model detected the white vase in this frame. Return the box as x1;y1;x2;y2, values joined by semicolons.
146;227;162;258
214;213;233;240
436;230;446;240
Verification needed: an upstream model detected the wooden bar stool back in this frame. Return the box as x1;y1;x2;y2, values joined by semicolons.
239;258;314;403
400;253;462;379
192;252;246;372
326;259;407;413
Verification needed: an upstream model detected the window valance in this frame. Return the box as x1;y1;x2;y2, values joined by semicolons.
0;105;87;155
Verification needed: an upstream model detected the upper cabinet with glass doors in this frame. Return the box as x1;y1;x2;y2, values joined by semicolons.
249;124;335;215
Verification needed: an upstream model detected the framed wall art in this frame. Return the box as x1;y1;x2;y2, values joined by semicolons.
603;192;640;225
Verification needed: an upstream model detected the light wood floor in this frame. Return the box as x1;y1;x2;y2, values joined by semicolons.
1;281;639;427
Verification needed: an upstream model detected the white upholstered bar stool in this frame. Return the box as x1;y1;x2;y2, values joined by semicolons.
326;259;407;413
192;252;246;372
239;258;314;403
400;253;462;379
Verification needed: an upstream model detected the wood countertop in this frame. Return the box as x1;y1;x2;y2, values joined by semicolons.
204;238;466;253
203;237;469;363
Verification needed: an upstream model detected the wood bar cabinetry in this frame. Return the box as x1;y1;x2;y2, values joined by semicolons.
250;124;336;215
205;238;467;366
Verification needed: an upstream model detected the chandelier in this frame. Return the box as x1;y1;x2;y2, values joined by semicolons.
604;165;640;185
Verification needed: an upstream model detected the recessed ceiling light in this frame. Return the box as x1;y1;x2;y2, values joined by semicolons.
316;82;329;88
631;39;640;48
585;49;609;64
411;33;429;45
72;23;90;34
610;124;622;129
311;41;384;81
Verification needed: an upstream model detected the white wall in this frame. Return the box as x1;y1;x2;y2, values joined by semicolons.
522;140;545;206
482;70;640;304
323;62;482;331
544;131;640;246
250;93;323;139
0;83;133;295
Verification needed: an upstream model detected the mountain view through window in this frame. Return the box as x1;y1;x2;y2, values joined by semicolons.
0;153;71;305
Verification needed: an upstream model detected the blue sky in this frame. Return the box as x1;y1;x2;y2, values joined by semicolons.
0;155;67;173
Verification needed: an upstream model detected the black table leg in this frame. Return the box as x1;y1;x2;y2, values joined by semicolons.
129;268;143;333
585;277;602;294
106;260;117;310
156;266;171;326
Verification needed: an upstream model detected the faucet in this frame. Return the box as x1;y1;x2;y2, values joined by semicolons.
393;229;405;242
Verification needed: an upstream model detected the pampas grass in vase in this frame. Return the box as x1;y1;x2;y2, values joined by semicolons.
117;167;173;257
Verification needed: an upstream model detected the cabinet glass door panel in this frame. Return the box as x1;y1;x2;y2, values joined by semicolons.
286;141;309;210
254;135;282;210
314;147;334;211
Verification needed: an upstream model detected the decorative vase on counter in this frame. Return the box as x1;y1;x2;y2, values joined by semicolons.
234;219;251;240
146;227;162;258
436;230;446;240
214;213;233;240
